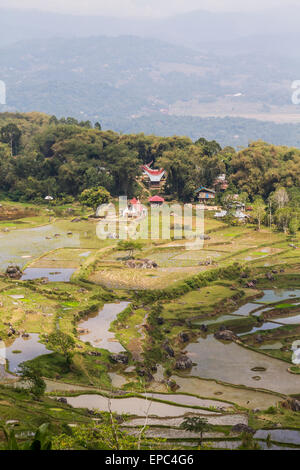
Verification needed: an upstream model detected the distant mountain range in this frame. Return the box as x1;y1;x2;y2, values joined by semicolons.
2;7;300;48
1;8;300;147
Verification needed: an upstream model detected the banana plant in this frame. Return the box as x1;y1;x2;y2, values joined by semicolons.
1;423;52;450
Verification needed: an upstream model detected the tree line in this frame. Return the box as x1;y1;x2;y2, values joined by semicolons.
1;113;300;214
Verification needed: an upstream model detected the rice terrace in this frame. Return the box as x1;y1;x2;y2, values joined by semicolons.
1;2;300;454
0;118;300;451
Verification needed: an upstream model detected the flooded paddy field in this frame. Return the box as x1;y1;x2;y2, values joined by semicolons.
184;335;300;394
64;394;221;418
3;334;52;373
79;302;130;353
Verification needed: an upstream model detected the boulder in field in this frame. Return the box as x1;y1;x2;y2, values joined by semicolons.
109;353;129;365
5;265;22;280
232;424;255;435
214;329;237;342
175;355;193;370
163;341;175;358
281;398;300;412
178;332;190;343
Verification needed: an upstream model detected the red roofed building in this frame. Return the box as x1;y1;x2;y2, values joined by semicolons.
142;162;166;189
148;195;165;205
122;198;144;217
130;198;139;205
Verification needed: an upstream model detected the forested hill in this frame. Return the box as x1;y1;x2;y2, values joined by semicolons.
1;112;300;206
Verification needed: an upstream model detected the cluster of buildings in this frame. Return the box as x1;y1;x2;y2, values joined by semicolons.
121;165;249;222
121;196;165;218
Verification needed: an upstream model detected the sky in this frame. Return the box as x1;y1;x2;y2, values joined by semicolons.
0;0;299;17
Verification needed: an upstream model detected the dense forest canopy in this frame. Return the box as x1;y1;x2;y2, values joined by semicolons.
1;112;300;205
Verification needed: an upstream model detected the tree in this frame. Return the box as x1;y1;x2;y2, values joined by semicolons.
289;216;299;236
0;123;22;156
180;417;210;447
79;187;110;211
274;207;293;234
47;330;75;368
105;143;140;196
252;197;266;231
195;138;222;157
18;363;46;399
117;240;143;258
95;122;102;131
271;187;289;210
238;432;261;450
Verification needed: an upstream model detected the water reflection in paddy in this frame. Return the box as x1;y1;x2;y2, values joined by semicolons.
272;314;300;325
195;315;241;326
65;394;217;417
79;302;130;353
231;303;259;316
238;322;282;337
0;224;79;270
0;221;101;272
22;268;75;282
258;289;300;304
4;334;52;373
255;429;300;445
185;335;300;394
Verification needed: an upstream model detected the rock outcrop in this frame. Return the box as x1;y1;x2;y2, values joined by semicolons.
281;398;300;412
5;265;22;280
175;355;193;370
214;329;237;342
163;341;175;358
109;353;129;365
87;351;102;357
125;259;158;269
232;423;255;435
178;332;189;343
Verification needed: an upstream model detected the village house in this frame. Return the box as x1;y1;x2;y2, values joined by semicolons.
213;174;229;191
148;195;165;206
142;162;166;189
196;187;216;203
122;198;146;218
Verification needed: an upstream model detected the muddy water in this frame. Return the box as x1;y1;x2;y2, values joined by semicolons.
258;289;300;304
4;334;52;373
185;335;300;394
231;303;260;316
142;393;231;410
238;322;282;337
22;268;75;282
79;302;130;353
272;314;300;325
0;220;101;272
0;224;78;270
65;394;218;417
255;429;300;445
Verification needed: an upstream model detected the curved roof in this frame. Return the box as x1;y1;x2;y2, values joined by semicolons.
142;165;165;182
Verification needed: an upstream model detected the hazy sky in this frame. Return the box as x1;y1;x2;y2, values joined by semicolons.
0;0;299;17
